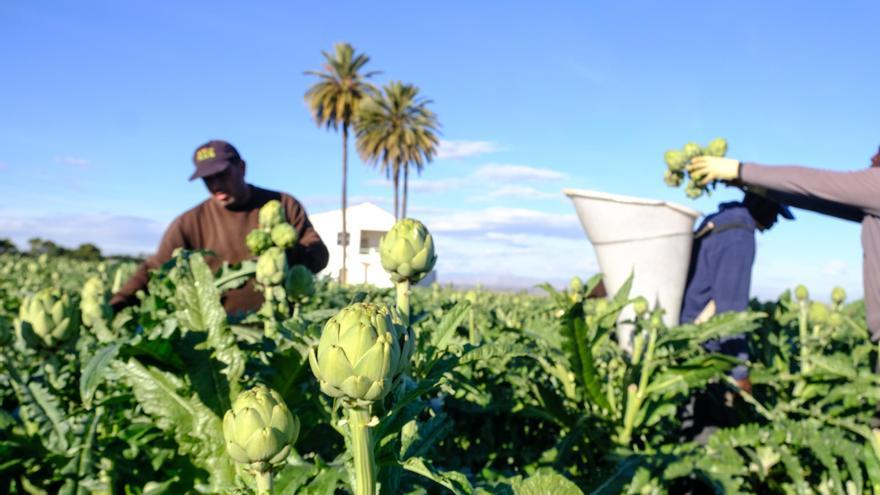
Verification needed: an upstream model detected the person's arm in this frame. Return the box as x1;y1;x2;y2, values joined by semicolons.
710;235;755;380
741;163;880;217
759;188;864;223
284;198;329;273
109;217;188;311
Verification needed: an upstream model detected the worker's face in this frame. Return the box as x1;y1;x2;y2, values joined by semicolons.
203;161;248;208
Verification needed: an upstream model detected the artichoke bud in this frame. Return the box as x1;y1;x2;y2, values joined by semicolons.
682;142;702;160
794;285;809;302
569;276;583;294
222;384;299;467
271;223;298;249
664;150;686;171
246;229;273;256
684;179;703;199
465;290;478;304
256;247;287;286
379;218;437;283
308;303;413;407
829;311;844;327
80;276;108;328
258;200;286;230
704;137;728;157
284;265;315;300
664;169;683;188
809;301;829;324
632;297;649;317
16;289;78;348
831;287;846;305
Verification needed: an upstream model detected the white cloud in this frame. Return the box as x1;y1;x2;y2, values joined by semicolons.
470;185;561;202
473;164;567;182
0;213;165;255
436;140;502;159
422;207;582;239
56;156;91;169
821;259;848;276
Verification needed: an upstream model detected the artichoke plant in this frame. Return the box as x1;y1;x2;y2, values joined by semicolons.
80;276;107;328
379;218;437;326
271;223;298;249
379;218;436;284
223;384;299;494
16;288;78;348
258;199;286;230
308;303;414;495
284;265;315;301
795;284;809;302
256;247;287;286
308;303;413;407
246;229;273;256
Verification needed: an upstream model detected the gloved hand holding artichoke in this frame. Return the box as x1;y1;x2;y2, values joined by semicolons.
223;384;299;494
662;137;728;199
16;288;79;349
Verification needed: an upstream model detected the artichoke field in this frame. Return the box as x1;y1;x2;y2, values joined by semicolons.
1;242;879;494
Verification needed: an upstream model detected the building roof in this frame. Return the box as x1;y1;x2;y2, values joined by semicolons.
311;202;396;230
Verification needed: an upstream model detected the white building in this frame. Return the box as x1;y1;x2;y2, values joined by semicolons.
310;202;436;287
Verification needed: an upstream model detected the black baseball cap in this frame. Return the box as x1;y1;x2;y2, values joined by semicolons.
190;140;242;181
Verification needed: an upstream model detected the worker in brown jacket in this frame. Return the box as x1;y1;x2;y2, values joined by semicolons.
689;147;880;340
110;140;329;315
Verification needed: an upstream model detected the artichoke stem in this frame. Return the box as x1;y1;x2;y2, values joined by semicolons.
798;299;809;374
468;307;478;345
255;469;272;495
396;280;411;327
293;301;301;320
347;407;377;495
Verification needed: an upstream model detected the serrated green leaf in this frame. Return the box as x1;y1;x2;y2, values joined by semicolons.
80;343;120;409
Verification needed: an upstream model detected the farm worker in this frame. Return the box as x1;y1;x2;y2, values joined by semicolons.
681;192;794;391
110;140;329;315
690;148;880;340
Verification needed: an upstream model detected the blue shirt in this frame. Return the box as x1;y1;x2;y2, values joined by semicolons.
680;202;755;379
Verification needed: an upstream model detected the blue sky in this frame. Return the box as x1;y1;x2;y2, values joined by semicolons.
1;1;878;300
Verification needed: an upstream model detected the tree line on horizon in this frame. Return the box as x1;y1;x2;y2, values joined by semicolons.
0;237;142;263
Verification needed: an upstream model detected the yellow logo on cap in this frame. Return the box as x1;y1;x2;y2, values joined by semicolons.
196;147;216;162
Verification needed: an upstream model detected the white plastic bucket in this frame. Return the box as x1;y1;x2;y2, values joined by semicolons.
564;188;701;345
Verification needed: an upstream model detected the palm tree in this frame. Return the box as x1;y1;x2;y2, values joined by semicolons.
355;81;439;219
304;43;378;283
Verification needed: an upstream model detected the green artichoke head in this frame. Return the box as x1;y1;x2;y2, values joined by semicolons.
308;303;414;408
284;265;315;300
682;142;703;160
258;200;286;230
17;289;78;348
704;137;728;157
80;276;107;328
663;169;683;188
664;150;687;171
809;301;829;324
379;219;437;283
271;223;299;249
831;286;847;305
632;296;649;317
794;284;809;302
684;179;703;199
256;247;287;286
246;229;273;256
222;384;299;467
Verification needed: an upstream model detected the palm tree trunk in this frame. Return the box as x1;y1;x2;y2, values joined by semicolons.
393;170;399;220
340;125;349;284
402;164;409;219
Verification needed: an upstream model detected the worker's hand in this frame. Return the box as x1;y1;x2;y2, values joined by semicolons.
688;156;740;185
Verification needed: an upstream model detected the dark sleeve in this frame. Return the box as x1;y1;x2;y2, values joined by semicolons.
109;217;188;311
284;197;329;274
741;163;880;216
762;189;864;223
